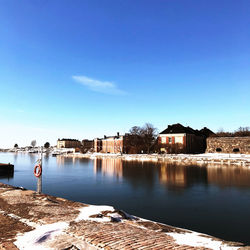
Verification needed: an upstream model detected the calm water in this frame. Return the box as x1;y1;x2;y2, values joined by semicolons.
1;152;250;245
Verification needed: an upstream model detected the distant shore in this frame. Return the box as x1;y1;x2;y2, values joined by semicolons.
64;152;250;167
1;149;250;167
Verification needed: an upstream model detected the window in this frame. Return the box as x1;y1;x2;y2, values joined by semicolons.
161;137;166;143
216;148;222;152
168;137;172;143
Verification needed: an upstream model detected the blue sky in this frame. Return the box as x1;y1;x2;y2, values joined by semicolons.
0;0;249;147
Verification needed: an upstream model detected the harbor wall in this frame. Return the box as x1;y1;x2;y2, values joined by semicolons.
206;137;250;154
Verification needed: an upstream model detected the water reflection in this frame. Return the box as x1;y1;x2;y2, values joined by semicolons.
122;161;158;190
43;153;50;165
158;164;208;191
92;158;250;190
56;156;90;167
14;153;18;161
207;166;250;188
29;153;36;165
0;173;14;180
0;169;14;181
94;158;123;179
56;156;76;166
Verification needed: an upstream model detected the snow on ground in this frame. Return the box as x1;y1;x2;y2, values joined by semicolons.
9;203;243;250
187;153;250;160
76;205;115;222
0;209;39;228
74;152;250;161
166;231;239;250
14;222;69;250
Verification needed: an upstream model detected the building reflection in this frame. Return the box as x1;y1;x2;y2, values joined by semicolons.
56;156;77;166
122;161;158;190
206;165;250;188
93;159;158;190
158;164;186;188
158;162;250;190
94;158;123;179
158;163;208;191
56;156;250;191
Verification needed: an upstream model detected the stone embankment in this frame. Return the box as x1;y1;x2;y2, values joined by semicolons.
66;153;250;167
206;137;250;154
0;183;247;250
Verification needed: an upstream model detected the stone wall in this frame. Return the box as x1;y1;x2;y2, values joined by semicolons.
206;137;250;154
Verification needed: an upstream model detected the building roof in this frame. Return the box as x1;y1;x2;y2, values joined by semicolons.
94;132;123;141
159;123;197;135
199;127;215;138
58;138;80;142
159;124;214;137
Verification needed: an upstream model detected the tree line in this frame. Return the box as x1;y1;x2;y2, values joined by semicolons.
14;141;50;148
215;127;250;137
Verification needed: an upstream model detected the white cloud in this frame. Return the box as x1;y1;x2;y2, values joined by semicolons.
72;75;126;95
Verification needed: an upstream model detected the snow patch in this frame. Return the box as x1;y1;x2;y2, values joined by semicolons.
167;231;239;250
14;222;68;250
76;205;115;222
0;210;39;228
8;213;39;228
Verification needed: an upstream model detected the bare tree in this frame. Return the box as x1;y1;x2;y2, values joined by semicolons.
127;126;143;153
216;128;232;137
127;123;158;154
31;140;36;147
141;123;158;154
216;127;250;137
234;127;250;136
129;126;142;136
14;144;18;148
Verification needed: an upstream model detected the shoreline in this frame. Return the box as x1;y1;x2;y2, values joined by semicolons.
64;152;250;167
0;182;246;249
2;150;250;167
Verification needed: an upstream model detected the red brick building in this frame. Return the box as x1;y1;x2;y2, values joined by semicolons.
94;133;123;154
94;133;141;154
158;123;210;154
94;138;103;152
102;134;123;154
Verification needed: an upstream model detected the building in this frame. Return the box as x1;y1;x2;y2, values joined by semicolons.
57;139;81;149
94;133;142;154
199;127;215;151
158;123;210;154
206;136;250;154
94;133;123;154
81;139;94;153
102;134;123;154
94;138;103;152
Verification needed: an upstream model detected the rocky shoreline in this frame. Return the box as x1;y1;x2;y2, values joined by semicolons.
0;183;247;249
